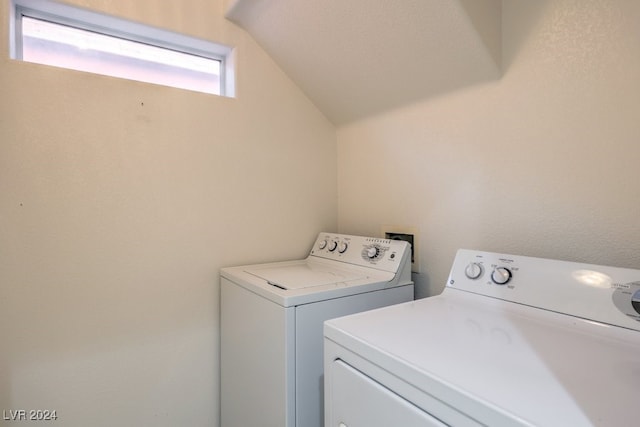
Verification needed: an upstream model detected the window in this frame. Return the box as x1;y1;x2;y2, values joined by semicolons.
10;0;235;97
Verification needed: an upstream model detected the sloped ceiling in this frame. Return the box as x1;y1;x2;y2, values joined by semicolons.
225;0;502;125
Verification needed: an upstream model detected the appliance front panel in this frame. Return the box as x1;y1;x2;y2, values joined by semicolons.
329;360;445;427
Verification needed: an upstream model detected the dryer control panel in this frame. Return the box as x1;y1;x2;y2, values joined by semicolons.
447;249;640;332
310;233;410;274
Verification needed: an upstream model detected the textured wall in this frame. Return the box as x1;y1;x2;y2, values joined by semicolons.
337;0;640;298
0;1;336;425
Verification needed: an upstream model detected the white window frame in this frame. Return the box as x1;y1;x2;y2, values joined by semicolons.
9;0;235;97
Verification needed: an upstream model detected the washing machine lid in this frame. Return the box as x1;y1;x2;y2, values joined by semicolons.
221;257;407;307
245;262;368;290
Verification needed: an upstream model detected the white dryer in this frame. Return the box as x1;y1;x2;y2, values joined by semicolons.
220;232;413;427
324;249;640;426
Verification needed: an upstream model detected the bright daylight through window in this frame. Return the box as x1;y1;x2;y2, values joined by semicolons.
11;0;233;96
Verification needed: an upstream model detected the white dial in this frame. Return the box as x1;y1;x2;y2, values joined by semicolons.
465;262;483;279
318;240;327;250
338;242;348;253
491;267;512;285
328;241;338;252
366;246;379;259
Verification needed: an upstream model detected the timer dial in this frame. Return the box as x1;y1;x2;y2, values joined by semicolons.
338;242;348;253
328;241;338;252
632;289;640;315
491;267;512;285
366;246;379;259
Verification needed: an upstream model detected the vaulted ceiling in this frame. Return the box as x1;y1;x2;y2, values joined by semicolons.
225;0;502;125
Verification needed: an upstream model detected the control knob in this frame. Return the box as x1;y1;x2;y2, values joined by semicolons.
465;262;483;280
366;246;379;259
328;241;338;252
338;242;348;253
491;267;512;285
318;240;327;250
631;289;640;315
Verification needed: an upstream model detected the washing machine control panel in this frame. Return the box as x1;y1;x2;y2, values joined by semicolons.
310;233;410;273
447;249;640;332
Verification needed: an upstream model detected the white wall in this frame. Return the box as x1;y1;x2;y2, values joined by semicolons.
0;1;336;426
337;0;640;298
4;0;640;423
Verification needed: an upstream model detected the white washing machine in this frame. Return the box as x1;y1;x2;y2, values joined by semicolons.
324;249;640;426
220;232;414;427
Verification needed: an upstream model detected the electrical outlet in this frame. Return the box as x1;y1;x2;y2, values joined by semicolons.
381;226;419;273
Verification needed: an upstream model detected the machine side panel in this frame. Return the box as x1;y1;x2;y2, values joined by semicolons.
295;285;413;427
221;278;294;427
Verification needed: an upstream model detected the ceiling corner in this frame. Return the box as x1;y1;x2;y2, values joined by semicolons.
226;0;502;125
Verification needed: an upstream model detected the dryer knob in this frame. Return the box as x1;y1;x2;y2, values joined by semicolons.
465;262;483;279
328;241;338;252
338;242;348;253
491;267;512;285
318;240;328;250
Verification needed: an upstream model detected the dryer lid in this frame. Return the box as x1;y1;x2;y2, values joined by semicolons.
245;262;367;290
